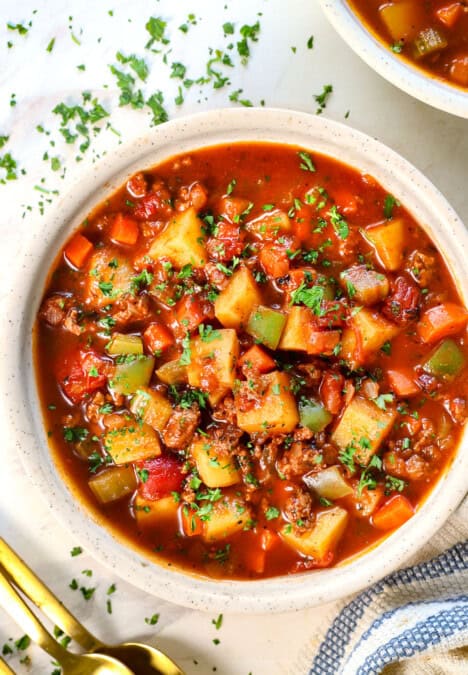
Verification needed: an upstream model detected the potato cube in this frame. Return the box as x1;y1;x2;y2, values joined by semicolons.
341;308;400;368
130;387;172;432
84;249;135;309
340;265;389;306
331;396;397;465
202;496;251;542
352;485;384;519
214;266;262;329
380;2;423;41
363;219;405;271
134;494;179;527
148;207;207;268
191;439;240;488
281;507;349;561
188;329;239;404
88;466;137;504
246;210;292;239
104;423;161;464
235;371;299;434
279;307;312;351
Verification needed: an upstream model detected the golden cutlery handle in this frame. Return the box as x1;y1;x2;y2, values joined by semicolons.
0;538;101;652
0;566;80;669
0;657;15;674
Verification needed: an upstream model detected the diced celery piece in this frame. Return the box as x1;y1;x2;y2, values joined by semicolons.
423;339;465;377
413;28;447;59
247;305;286;349
106;333;143;355
110;355;154;395
155;359;188;385
88;466;137;504
299;399;332;432
303;466;353;499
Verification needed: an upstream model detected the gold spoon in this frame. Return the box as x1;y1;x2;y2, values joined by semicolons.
0;656;15;674
0;539;184;675
0;566;134;675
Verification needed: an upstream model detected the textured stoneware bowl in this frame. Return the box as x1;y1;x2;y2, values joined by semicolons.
318;0;468;119
9;108;468;613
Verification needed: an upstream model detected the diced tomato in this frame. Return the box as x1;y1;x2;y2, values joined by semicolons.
320;371;345;414
206;221;245;262
435;3;463;28
417;302;468;343
450;52;468;87
176;295;206;332
126;172;147;199
372;495;414;531
143;323;174;354
110;213;139;246
259;245;290;278
181;507;203;536
307;330;341;356
382;276;420;326
58;350;112;404
134;188;172;221
64;233;93;269
331;188;358;216
387;368;420;397
138;455;184;501
239;345;276;373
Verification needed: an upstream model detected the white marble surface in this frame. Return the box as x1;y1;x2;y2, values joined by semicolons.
0;1;466;673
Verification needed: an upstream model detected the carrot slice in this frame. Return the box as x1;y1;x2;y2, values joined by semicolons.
64;233;93;269
176;295;205;331
239;345;276;374
110;213;139;246
372;495;414;531
387;368;420;397
417;302;468;344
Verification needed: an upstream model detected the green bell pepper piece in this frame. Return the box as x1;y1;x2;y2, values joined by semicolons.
423;339;465;378
299;399;332;432
106;333;143;355
247;305;286;349
110;355;155;395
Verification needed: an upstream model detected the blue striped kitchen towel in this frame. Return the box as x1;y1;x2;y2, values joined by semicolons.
302;497;467;675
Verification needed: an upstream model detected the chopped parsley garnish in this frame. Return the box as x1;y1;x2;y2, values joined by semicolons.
373;393;394;411
328;205;349;239
265;506;280;520
290;283;326;316
145;613;160;625
179;332;192;366
298;151;316;172
145;17;168;49
63;426;89;443
385;475;407;494
212;614;223;630
314;84;333;114
383;194;400;219
199;324;221;343
70;546;83;557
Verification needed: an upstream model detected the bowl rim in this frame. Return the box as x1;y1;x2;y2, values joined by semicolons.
8;107;468;613
318;0;468;119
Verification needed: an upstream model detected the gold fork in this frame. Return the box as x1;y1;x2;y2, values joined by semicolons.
0;539;183;674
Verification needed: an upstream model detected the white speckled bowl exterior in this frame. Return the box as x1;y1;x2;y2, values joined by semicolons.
318;0;468;119
8;108;468;613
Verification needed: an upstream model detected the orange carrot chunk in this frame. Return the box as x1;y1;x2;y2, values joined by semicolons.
372;495;414;531
417;302;468;344
64;233;93;269
181;508;203;537
238;345;276;374
143;323;174;355
259;245;290;278
110;213;139;246
387;368;420;397
435;3;463;29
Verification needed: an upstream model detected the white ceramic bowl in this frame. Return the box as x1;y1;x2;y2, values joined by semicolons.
9;108;468;613
318;0;468;119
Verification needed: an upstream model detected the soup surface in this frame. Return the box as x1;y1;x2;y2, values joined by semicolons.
35;143;467;580
348;0;468;89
